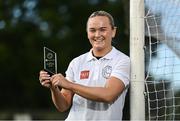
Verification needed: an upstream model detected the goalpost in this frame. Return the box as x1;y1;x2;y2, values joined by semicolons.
130;0;145;120
130;0;180;120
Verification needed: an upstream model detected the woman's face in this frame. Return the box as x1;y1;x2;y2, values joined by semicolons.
87;16;116;51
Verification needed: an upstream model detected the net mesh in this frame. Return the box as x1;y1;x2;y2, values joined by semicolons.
144;0;180;120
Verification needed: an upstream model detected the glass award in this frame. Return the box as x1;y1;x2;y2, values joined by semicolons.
44;47;57;76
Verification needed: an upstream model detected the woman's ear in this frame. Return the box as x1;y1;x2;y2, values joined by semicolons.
112;27;117;38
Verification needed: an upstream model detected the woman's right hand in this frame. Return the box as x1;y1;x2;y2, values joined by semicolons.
39;70;51;88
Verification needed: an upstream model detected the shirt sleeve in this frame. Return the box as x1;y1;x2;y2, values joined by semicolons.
111;57;130;87
65;60;75;82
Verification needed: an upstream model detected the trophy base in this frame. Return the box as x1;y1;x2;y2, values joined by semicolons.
44;69;54;76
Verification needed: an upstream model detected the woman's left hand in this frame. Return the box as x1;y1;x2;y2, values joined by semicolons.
50;73;71;89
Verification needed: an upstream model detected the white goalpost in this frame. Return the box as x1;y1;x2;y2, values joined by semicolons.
130;0;145;120
130;0;180;120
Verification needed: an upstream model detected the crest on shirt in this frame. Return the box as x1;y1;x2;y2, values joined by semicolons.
80;70;90;79
102;65;112;79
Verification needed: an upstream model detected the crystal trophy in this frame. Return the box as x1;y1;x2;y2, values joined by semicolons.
44;47;57;76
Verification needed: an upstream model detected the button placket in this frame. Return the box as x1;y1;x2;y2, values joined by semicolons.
93;60;100;81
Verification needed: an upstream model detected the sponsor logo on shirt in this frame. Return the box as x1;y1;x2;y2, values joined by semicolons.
80;70;90;79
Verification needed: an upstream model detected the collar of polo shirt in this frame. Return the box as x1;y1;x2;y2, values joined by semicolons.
86;46;117;62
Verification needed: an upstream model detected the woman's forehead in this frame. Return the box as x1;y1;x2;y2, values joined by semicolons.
87;16;111;28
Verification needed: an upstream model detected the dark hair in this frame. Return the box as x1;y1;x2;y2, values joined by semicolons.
87;10;116;29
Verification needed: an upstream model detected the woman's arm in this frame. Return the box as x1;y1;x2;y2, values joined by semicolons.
69;76;125;103
51;74;125;103
50;87;74;112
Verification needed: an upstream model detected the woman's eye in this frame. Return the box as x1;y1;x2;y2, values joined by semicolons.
100;28;106;32
89;29;96;32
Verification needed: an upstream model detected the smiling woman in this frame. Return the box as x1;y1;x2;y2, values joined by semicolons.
0;0;130;120
39;10;130;121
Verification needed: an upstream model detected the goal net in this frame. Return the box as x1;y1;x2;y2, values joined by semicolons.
144;0;180;120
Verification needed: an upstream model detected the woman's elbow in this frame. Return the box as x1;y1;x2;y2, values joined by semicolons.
105;97;116;103
56;106;69;112
101;94;118;103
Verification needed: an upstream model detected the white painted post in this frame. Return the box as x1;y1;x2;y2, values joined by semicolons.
130;0;145;120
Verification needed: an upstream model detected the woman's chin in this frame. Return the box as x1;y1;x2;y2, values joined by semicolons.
93;46;104;51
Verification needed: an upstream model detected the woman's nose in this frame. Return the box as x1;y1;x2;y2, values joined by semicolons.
95;31;101;37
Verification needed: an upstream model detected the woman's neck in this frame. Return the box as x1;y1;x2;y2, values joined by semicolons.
92;46;112;57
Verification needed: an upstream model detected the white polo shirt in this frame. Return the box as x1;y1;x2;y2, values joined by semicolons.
65;47;130;121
